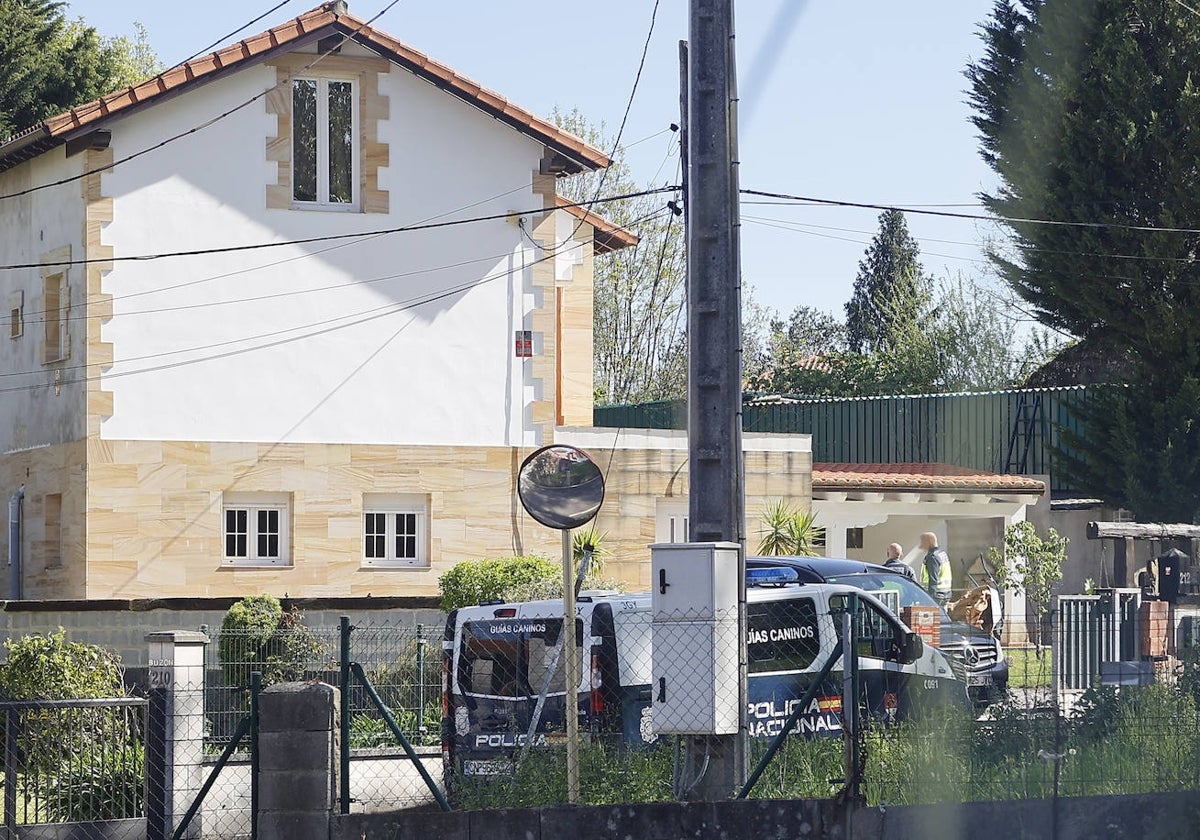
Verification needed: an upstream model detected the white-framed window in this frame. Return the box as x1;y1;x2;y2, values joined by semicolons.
363;494;429;568
292;76;358;209
223;493;291;566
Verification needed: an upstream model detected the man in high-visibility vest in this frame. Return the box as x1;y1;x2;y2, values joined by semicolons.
919;531;953;605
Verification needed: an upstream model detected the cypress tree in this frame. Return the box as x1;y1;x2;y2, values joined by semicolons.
844;210;931;355
968;0;1200;520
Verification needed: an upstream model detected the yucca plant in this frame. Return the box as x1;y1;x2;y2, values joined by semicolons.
572;526;608;574
757;500;824;556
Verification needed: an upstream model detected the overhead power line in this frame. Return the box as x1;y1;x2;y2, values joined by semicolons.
565;0;663;245
1;204;671;385
0;187;674;272
170;0;298;68
741;188;1200;236
742;213;1200;269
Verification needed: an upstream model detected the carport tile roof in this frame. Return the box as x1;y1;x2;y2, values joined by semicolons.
813;463;1045;494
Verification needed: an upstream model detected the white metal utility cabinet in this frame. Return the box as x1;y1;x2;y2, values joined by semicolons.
650;542;740;735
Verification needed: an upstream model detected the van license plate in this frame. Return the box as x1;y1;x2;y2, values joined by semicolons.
463;759;510;776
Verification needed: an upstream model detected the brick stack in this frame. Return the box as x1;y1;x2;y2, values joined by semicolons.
901;605;941;649
1139;600;1170;658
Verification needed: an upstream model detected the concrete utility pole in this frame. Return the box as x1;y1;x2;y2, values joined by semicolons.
686;0;745;798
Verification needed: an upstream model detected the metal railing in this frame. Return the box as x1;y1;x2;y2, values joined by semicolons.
0;697;147;836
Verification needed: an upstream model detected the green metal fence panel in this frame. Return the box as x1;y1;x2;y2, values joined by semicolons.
595;387;1094;492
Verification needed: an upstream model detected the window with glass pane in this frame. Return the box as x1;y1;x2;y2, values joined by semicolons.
223;501;289;565
364;512;387;559
395;513;418;560
225;509;248;558
257;509;280;558
291;76;357;207
830;595;899;661
292;79;317;202
362;502;428;567
327;81;353;203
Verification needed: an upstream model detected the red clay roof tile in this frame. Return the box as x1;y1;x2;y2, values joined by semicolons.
2;3;608;174
556;197;639;253
813;463;1046;494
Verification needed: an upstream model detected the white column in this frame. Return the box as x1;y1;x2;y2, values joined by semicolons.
147;630;209;839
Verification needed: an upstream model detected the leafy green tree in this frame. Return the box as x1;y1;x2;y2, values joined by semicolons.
0;630;140;821
93;20;161;91
988;521;1067;648
0;1;160;139
0;627;122;700
967;0;1200;519
218;594;324;687
746;305;845;392
554;108;687;403
1058;374;1200;522
844;210;931;355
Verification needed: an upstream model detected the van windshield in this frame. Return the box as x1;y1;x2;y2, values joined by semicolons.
458;618;583;698
821;572;943;613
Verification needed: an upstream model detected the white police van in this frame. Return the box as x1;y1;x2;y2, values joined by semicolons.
441;570;967;777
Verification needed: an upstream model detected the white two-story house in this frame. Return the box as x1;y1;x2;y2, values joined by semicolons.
0;2;812;599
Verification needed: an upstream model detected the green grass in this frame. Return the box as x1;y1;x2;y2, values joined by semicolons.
1005;647;1053;689
451;685;1200;809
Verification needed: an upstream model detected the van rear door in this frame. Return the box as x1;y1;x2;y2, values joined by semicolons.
450;615;583;773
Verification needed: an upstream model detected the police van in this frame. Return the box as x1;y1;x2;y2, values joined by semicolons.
441;572;967;777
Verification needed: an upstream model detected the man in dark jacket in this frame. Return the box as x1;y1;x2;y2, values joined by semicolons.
884;542;915;579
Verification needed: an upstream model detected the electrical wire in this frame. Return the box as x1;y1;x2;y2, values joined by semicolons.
0;249;559;395
15;124;674;320
0;0;403;204
739;217;1075;338
1169;0;1200;18
742;214;1200;294
169;0;298;68
18;250;517;330
0;187;674;272
742;212;1200;266
741;188;1200;236
1;204;672;387
563;0;662;245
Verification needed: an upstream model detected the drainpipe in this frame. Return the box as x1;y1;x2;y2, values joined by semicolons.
7;486;23;601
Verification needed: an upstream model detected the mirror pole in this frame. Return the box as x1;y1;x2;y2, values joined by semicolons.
562;527;580;804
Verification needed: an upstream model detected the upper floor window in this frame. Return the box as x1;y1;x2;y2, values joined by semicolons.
8;291;22;340
42;273;68;363
292;76;358;209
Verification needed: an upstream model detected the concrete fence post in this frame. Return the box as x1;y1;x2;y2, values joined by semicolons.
145;630;209;840
258;682;339;840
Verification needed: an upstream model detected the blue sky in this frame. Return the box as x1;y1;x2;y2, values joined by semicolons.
65;0;1002;320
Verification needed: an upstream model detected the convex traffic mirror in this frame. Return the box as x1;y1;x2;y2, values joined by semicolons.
517;445;604;531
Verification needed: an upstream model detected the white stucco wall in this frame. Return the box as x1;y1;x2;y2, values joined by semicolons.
0;150;88;452
96;46;569;447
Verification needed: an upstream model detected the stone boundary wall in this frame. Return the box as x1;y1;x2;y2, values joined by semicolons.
333;790;1200;840
0;596;443;666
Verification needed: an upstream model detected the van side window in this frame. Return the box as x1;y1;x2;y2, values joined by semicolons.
829;595;899;662
747;598;821;673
